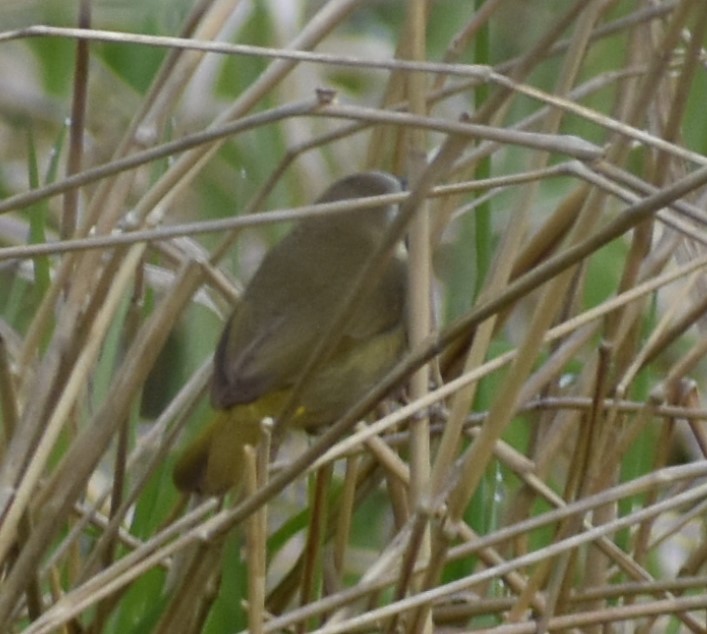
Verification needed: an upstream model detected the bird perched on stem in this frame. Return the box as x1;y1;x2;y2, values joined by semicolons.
173;171;408;495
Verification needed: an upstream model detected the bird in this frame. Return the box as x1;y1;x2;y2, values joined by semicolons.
173;171;408;495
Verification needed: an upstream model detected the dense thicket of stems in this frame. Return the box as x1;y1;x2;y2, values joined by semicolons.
1;2;706;632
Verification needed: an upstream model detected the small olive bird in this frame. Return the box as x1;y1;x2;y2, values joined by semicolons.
173;171;407;495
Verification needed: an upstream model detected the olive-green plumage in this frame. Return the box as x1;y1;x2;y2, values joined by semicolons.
173;171;407;495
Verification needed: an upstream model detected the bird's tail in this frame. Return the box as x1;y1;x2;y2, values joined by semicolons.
173;406;263;496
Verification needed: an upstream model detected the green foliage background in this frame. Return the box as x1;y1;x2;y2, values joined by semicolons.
1;1;706;632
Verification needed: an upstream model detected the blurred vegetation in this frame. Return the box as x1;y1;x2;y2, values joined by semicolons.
1;1;707;633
